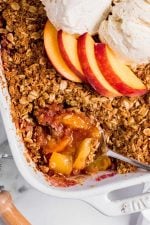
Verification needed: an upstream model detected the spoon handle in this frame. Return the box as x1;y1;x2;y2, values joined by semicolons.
107;149;150;171
0;191;31;225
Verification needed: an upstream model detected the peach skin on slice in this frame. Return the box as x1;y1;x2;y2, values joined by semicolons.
77;33;121;97
57;30;86;82
95;43;147;96
44;21;81;83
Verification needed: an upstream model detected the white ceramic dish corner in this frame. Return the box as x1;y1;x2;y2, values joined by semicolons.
0;50;150;217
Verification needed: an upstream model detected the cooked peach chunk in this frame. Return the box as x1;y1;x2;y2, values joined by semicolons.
43;137;72;154
88;126;101;139
49;152;73;175
62;146;76;156
73;138;92;170
86;155;111;173
62;113;90;129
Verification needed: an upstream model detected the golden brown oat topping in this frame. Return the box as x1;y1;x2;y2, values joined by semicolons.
0;0;149;177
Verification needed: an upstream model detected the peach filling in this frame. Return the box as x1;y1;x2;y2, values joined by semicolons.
35;104;111;176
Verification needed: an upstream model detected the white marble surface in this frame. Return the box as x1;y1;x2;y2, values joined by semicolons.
0;113;140;225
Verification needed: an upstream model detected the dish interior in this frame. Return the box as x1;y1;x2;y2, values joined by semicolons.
0;65;150;197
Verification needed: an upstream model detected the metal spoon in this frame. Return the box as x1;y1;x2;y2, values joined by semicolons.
100;130;150;171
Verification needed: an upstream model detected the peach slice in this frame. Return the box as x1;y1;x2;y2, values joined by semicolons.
73;138;92;170
57;30;86;82
77;33;121;97
43;137;72;154
95;44;147;96
44;21;81;83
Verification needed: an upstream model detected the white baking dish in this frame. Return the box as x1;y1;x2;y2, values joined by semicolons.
0;52;150;216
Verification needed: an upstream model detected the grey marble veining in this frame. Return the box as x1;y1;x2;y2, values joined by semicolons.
0;115;7;145
0;113;31;200
0;113;31;224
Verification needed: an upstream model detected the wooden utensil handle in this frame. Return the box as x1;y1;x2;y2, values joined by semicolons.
0;191;31;225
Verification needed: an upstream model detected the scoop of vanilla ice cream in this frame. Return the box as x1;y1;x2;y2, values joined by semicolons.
41;0;112;35
99;0;150;66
